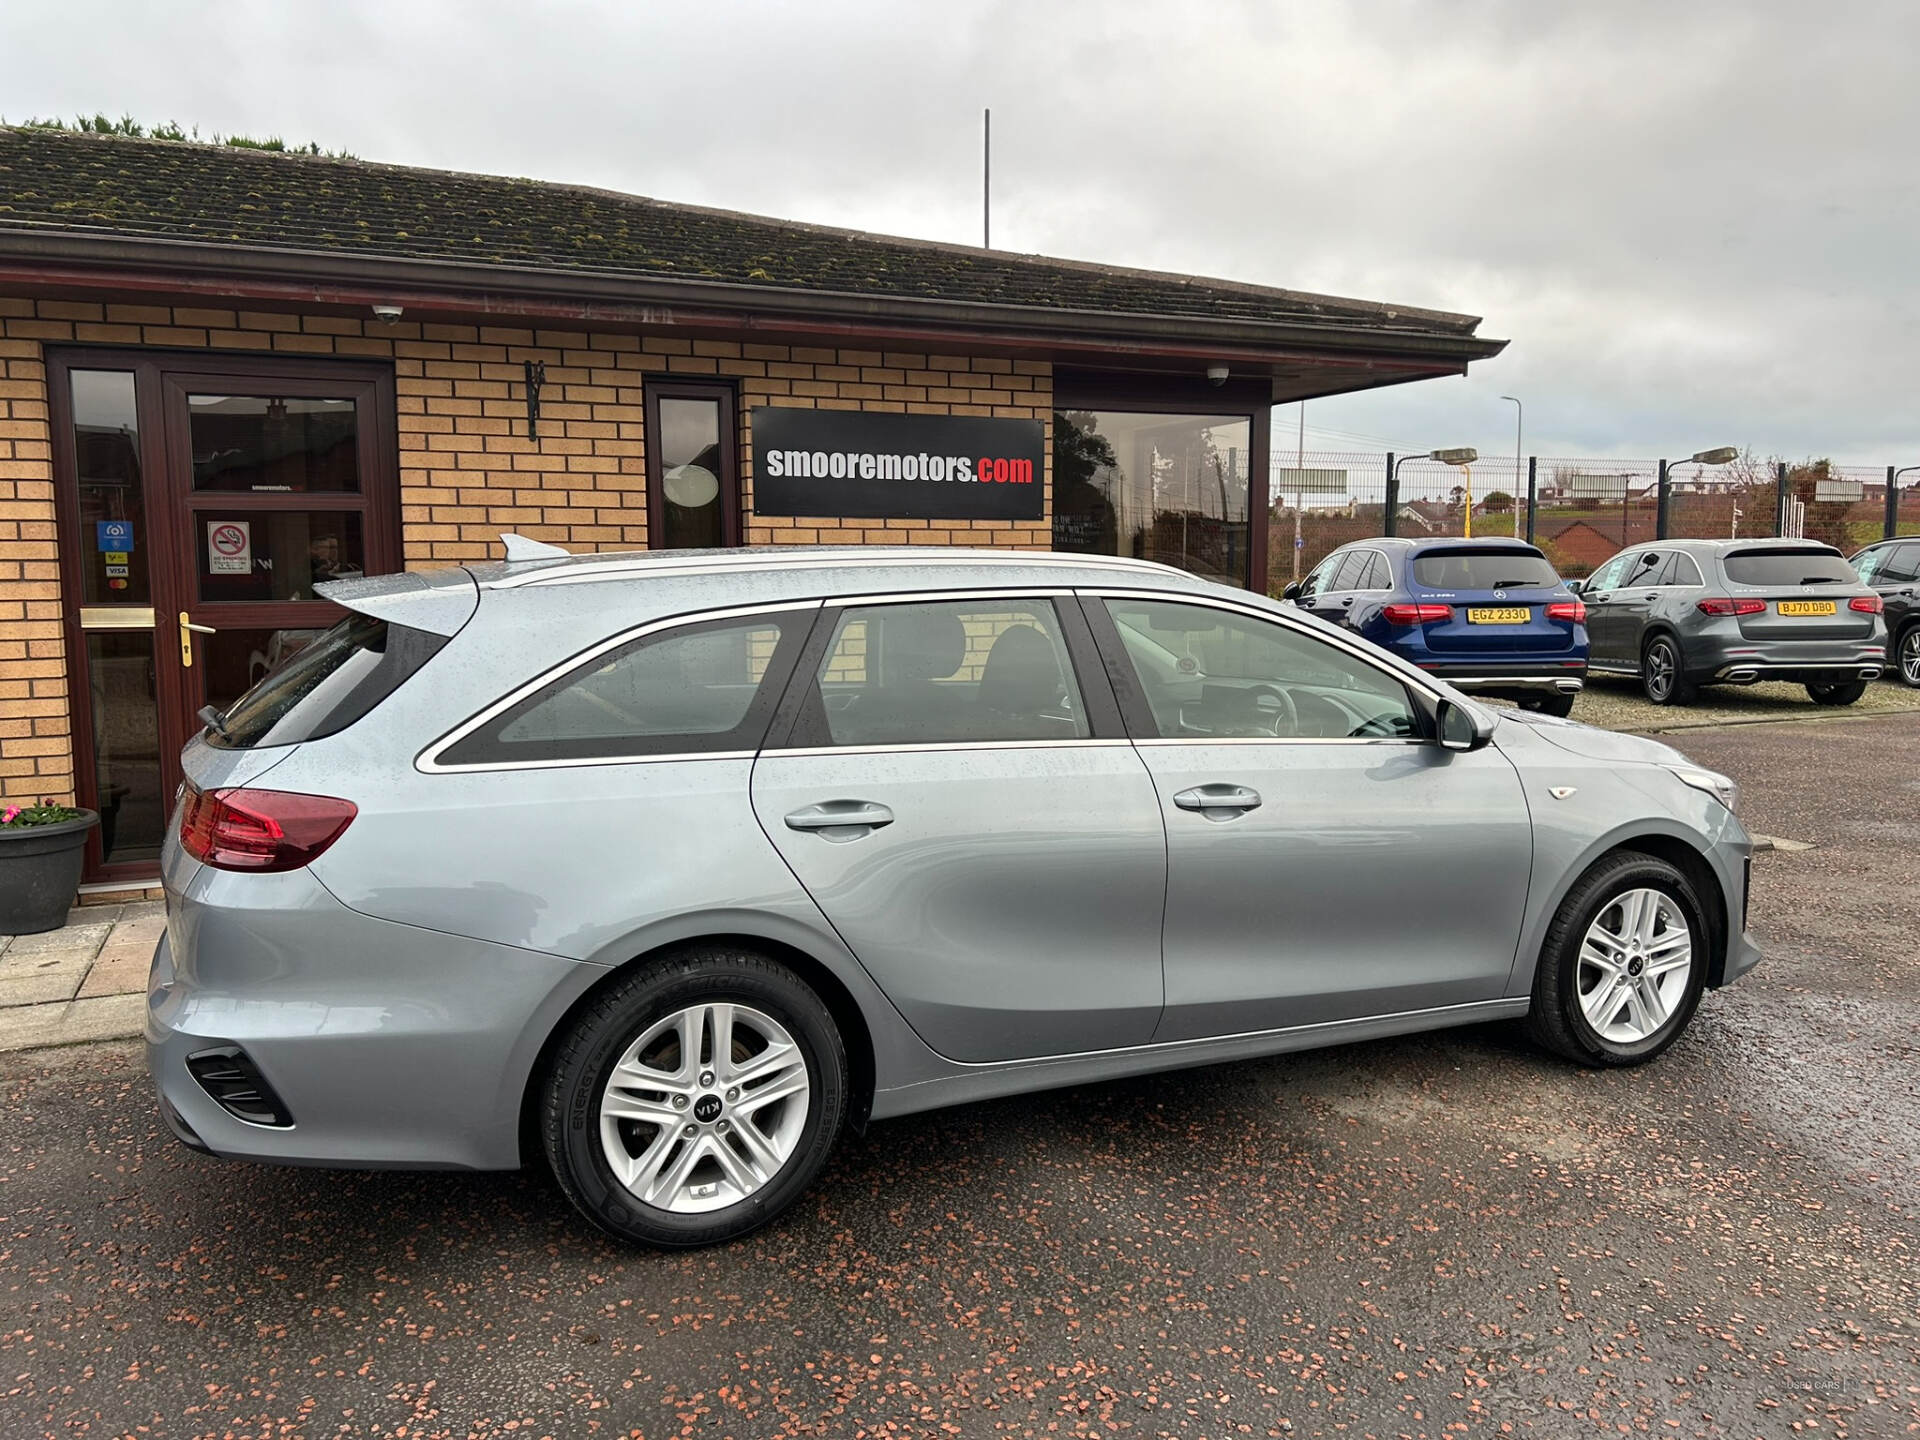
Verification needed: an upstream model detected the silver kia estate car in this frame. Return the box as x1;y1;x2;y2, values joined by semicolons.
151;545;1759;1247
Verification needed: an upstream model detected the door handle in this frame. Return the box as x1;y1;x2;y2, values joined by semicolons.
784;800;894;840
1173;784;1263;820
178;611;216;669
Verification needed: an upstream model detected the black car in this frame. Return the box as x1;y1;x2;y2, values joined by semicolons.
1571;538;1888;706
1848;537;1920;686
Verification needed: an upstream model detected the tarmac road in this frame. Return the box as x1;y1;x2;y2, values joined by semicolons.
1;713;1916;1439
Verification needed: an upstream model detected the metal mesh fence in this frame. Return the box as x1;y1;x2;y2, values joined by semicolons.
1266;451;1919;589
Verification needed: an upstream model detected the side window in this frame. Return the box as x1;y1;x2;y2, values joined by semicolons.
1626;551;1667;587
1587;553;1633;593
1298;552;1344;600
1100;597;1420;741
1666;553;1705;587
1351;552;1388;591
436;610;804;767
1879;544;1920;584
807;599;1089;747
1324;552;1366;593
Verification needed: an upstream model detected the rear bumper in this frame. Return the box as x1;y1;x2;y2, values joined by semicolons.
1421;662;1588;699
146;864;606;1171
1686;635;1885;685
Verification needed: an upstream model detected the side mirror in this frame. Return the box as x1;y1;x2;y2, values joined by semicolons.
1281;582;1302;601
1437;698;1494;752
1563;578;1584;594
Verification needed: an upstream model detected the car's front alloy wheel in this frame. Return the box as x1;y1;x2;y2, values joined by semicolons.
542;948;847;1248
1641;636;1695;706
1895;625;1920;687
1528;851;1708;1066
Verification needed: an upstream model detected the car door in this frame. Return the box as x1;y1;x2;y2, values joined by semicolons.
1085;591;1533;1041
1581;550;1642;665
751;593;1168;1064
1303;550;1365;628
1862;541;1920;635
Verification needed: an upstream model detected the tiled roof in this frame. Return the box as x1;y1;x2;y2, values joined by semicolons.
0;127;1490;340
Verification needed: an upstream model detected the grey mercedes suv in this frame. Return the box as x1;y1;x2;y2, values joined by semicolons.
1573;538;1887;705
152;545;1759;1247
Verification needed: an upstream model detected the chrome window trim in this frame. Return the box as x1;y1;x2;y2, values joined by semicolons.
1132;735;1425;748
1664;554;1707;588
830;587;1074;607
761;738;1133;759
1080;585;1453;707
491;548;1189;591
417;599;821;775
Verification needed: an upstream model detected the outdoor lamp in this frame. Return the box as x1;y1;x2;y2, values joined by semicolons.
1689;447;1738;466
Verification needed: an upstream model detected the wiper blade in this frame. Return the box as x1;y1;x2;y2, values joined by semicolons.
197;704;232;739
1800;577;1840;585
1490;578;1533;588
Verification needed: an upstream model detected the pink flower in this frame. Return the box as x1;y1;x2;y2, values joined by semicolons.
1;806;19;825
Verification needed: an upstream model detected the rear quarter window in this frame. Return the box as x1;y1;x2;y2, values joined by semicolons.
1722;549;1857;586
208;614;446;749
1411;548;1559;589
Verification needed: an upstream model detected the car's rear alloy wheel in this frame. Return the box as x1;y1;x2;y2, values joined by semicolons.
1527;852;1707;1066
1899;626;1920;688
542;948;847;1248
1640;636;1695;706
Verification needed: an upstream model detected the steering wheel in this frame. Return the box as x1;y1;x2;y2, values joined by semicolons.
1244;684;1297;738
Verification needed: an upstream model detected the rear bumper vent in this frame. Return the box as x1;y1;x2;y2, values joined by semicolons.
186;1046;294;1128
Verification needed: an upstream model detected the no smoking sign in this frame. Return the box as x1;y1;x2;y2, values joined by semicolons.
207;520;252;575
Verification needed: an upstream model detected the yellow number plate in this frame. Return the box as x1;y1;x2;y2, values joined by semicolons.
1467;606;1530;624
1777;600;1836;616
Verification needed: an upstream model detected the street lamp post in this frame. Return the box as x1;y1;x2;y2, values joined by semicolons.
1500;396;1522;539
1655;447;1738;539
1393;448;1478;538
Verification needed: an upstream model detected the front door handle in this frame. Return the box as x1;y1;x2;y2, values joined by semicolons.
784;800;894;841
178;611;216;669
1172;784;1263;820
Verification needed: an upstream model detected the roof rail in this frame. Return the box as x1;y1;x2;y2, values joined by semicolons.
486;546;1189;590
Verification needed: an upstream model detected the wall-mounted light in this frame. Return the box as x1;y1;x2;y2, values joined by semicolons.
371;304;404;323
1206;365;1230;387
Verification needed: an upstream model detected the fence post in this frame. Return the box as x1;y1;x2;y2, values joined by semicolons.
1655;459;1671;539
1774;461;1790;535
1887;465;1900;542
1525;456;1537;544
1382;452;1397;538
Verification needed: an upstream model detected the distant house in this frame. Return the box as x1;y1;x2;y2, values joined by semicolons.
1534;517;1628;573
1397;500;1454;533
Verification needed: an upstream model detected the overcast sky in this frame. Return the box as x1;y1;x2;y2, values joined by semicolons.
4;0;1916;465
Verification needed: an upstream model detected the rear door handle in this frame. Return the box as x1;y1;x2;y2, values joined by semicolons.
1172;784;1263;820
784;800;894;840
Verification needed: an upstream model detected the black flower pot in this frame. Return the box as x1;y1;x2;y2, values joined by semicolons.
0;811;99;935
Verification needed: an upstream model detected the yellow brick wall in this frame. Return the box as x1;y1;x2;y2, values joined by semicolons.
0;296;1054;804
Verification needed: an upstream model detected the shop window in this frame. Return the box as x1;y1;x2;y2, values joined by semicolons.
1053;409;1253;585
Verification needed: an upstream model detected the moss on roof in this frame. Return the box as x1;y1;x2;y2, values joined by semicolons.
0;127;1485;337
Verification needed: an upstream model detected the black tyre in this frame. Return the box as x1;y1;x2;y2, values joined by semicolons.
1894;624;1920;687
1640;634;1696;706
1518;692;1577;718
1526;851;1708;1067
1806;679;1867;706
542;946;848;1248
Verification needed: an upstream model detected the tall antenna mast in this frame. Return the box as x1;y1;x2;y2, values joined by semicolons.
982;108;991;248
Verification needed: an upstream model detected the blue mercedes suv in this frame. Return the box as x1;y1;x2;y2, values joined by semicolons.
1284;537;1590;715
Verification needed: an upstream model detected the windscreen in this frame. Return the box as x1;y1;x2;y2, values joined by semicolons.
1722;549;1857;587
208;614;445;748
1411;548;1559;589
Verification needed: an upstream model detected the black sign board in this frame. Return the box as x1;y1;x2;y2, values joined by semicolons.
751;407;1045;520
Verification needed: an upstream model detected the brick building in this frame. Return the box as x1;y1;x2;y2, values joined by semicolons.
0;126;1504;888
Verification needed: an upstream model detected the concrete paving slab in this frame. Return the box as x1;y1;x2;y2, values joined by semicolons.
0;993;145;1052
0;945;94;1007
2;922;110;955
78;944;154;999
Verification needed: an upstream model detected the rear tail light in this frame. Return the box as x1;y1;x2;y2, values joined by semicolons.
1696;597;1766;616
179;785;357;872
1545;600;1587;623
1382;603;1453;625
1850;595;1884;613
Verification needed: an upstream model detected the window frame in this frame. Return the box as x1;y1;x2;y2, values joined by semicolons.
766;590;1124;753
1079;589;1439;746
1877;542;1920;585
1586;551;1636;593
419;601;818;773
1663;552;1706;588
644;379;742;550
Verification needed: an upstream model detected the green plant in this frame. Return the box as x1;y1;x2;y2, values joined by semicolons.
1;801;84;827
3;112;352;157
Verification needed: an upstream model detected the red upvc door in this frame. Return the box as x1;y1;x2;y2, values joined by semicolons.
47;348;400;884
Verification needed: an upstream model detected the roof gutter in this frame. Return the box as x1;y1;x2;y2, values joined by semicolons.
0;229;1507;370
